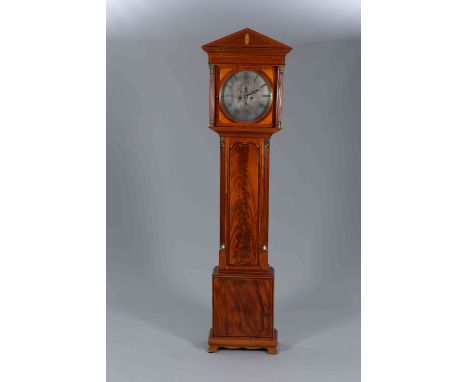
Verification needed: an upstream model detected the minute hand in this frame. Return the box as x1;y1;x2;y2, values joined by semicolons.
245;88;261;97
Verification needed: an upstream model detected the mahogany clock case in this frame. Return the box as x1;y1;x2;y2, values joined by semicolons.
203;29;292;354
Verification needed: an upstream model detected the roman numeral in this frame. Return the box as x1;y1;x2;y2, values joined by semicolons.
262;94;271;97
254;73;259;82
260;83;267;88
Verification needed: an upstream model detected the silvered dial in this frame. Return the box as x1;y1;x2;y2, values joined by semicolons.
220;70;272;122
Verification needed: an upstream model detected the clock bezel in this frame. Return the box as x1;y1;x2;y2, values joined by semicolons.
218;69;274;124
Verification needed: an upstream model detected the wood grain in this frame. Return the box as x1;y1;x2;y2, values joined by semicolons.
208;328;278;354
228;142;260;266
212;269;274;338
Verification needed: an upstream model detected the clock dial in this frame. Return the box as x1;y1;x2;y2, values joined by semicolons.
220;70;272;122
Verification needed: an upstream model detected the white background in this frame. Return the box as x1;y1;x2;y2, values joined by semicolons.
1;0;467;381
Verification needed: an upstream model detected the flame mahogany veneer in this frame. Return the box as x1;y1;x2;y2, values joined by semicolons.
202;29;292;354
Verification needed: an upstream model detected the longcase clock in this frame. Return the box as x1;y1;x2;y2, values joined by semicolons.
202;28;292;354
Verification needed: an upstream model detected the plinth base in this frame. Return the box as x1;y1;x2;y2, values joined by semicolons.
208;328;278;354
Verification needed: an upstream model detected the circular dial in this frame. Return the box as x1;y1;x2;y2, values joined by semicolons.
220;70;272;122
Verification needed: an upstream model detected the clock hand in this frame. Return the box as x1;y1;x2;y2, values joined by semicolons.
245;88;261;97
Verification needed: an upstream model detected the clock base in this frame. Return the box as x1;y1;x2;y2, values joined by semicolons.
208;328;278;354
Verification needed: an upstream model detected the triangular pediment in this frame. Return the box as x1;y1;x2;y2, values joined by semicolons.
202;28;292;53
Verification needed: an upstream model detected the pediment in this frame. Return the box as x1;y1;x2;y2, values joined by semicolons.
202;28;292;53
